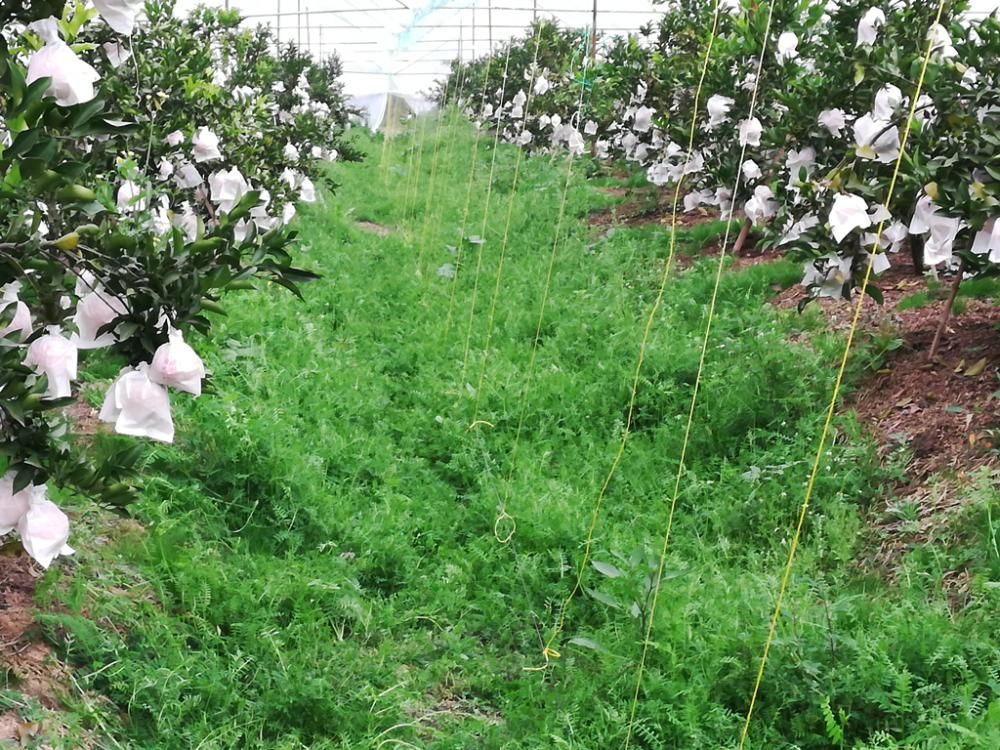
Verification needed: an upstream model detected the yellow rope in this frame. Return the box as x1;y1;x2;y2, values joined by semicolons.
379;116;392;186
404;115;430;224
469;31;546;424
379;79;403;187
414;66;469;278
736;3;946;747
490;42;594;541
445;58;500;338
460;45;515;384
536;0;724;668
622;1;773;744
397;118;421;218
422;73;474;281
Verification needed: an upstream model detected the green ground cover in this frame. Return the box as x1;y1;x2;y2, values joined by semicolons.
20;117;1000;749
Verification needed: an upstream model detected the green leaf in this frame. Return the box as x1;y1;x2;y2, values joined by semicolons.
8;60;26;106
591;560;623;578
68;98;108;135
568;637;610;654
12;464;35;494
221;190;262;224
863;283;884;305
584;587;621;609
277;266;322;284
5;128;42;161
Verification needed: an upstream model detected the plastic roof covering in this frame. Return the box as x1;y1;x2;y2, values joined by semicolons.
171;0;668;96
173;0;1000;98
349;91;436;131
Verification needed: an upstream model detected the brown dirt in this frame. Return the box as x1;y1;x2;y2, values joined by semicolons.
1;549;70;709
588;185;721;229
853;303;1000;480
682;220;785;271
66;398;103;443
398;691;504;743
0;547;76;745
356;220;392;237
727;231;786;271
772;249;1000;581
1;511;145;745
775;250;1000;480
863;472;997;596
772;247;928;323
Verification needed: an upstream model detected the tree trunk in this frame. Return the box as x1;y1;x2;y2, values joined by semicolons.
731;218;753;257
928;260;965;361
909;234;925;276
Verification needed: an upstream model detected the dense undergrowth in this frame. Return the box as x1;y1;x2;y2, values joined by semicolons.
26;116;1000;748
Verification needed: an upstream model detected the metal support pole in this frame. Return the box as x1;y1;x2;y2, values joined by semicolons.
488;0;493;53
297;0;302;47
591;0;597;65
276;0;282;52
306;2;312;54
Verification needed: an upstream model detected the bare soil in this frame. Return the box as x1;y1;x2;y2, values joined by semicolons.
0;546;77;743
773;249;1000;584
65;399;103;445
356;220;392;237
589;186;721;229
775;250;1000;479
1;548;72;702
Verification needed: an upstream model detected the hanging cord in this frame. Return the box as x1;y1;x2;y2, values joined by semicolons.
419;68;474;281
445;56;501;338
621;0;774;745
397;116;422;218
468;29;547;425
378;108;391;185
379;78;400;186
534;0;724;669
404;114;430;223
460;44;515;384
736;3;946;747
490;31;596;542
414;63;469;278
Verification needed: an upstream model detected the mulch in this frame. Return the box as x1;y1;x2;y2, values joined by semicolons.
774;250;1000;481
588;186;722;229
853;301;1000;480
355;220;393;237
0;548;71;705
772;248;1000;587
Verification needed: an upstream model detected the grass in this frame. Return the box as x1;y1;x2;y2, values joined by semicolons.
18;115;1000;749
897;276;1000;312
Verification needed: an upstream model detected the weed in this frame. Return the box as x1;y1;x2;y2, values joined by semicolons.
22;122;1000;750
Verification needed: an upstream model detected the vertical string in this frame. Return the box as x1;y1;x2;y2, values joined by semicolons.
622;1;775;745
491;34;595;544
397;117;421;220
379;84;400;186
536;0;724;667
414;64;469;278
736;3;946;747
445;55;500;338
404;113;430;224
460;44;515;385
468;29;546;424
